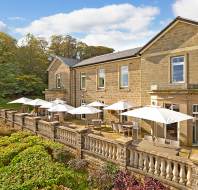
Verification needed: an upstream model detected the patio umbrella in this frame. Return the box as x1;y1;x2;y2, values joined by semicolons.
48;103;74;112
51;98;66;104
40;102;54;109
88;101;108;107
121;106;193;125
68;105;102;127
68;105;102;115
104;100;135;122
104;100;134;111
121;106;194;142
25;98;49;106
8;97;33;104
8;97;33;113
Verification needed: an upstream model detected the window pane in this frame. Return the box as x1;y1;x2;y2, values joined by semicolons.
81;73;86;89
171;56;184;82
98;69;105;88
121;66;128;87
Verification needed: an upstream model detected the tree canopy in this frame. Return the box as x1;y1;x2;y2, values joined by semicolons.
0;32;114;100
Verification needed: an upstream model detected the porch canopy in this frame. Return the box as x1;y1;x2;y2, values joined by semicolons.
104;100;134;111
8;97;33;104
88;101;108;107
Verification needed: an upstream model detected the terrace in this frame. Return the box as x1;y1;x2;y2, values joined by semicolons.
1;105;198;189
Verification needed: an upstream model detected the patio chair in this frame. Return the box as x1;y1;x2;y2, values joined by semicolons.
144;135;153;142
155;137;166;145
112;123;118;133
170;140;180;148
118;124;128;135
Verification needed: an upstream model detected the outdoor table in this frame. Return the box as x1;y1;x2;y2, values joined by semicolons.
122;124;133;136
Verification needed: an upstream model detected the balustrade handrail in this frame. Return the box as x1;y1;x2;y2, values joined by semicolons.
86;133;119;145
130;146;193;166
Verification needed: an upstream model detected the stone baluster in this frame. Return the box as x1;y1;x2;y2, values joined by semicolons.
186;165;192;186
143;153;148;172
173;162;179;183
108;144;112;159
129;150;134;166
154;157;160;176
105;143;109;157
134;151;138;168
138;152;143;170
160;159;166;178
179;163;186;185
166;160;173;180
112;145;116;160
149;155;154;174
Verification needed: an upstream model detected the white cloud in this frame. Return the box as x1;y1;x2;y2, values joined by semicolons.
16;3;159;50
172;0;198;20
0;21;7;32
8;16;25;21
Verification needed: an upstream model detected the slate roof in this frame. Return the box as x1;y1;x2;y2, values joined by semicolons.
73;47;141;67
57;56;79;67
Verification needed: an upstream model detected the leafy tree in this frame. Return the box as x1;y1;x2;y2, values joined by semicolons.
49;34;114;60
0;32;17;64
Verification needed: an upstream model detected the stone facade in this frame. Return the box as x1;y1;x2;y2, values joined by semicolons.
45;17;198;146
44;58;72;104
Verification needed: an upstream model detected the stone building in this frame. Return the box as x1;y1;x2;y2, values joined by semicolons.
44;17;198;146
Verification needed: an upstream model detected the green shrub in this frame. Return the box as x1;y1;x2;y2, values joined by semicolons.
0;132;89;190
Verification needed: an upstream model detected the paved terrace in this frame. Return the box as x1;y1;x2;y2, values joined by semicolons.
0;109;198;190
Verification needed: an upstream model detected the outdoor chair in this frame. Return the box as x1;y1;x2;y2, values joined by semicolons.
144;135;153;142
112;123;118;132
170;139;180;148
155;137;166;145
118;124;128;135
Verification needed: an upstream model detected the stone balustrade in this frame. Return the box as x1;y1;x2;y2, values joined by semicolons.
128;148;193;189
14;113;28;128
24;116;41;132
0;109;197;190
84;134;119;162
37;120;59;139
56;126;77;147
6;110;17;127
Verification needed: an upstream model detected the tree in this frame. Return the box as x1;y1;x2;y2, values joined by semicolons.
0;32;17;64
49;34;114;60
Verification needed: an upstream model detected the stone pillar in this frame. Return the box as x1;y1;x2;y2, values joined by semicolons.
16;113;28;130
10;111;17;127
116;138;132;169
50;121;60;140
76;128;90;159
2;109;10;123
31;117;41;133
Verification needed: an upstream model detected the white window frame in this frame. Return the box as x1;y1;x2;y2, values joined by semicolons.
120;65;129;88
171;56;185;84
98;68;105;89
81;99;86;119
192;104;198;145
80;73;86;90
56;73;61;89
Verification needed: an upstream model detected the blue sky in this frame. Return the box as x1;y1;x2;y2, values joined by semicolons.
0;0;197;50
